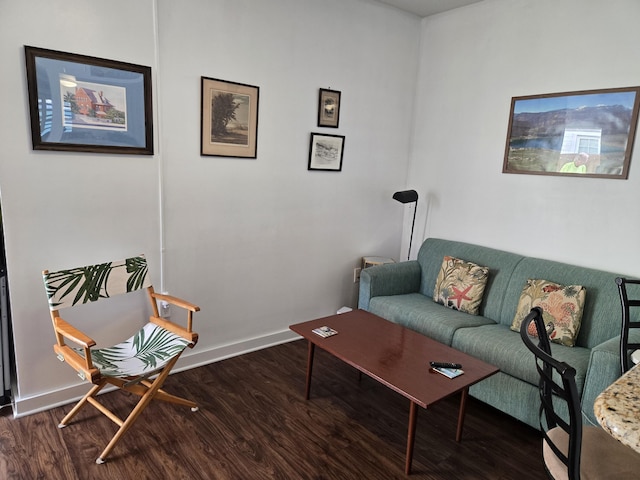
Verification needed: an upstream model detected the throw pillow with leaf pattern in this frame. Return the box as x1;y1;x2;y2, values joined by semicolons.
433;256;490;315
510;278;586;347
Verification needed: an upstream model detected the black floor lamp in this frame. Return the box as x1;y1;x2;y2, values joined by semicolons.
392;190;418;261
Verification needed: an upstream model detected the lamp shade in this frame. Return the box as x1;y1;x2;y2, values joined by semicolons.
392;190;418;204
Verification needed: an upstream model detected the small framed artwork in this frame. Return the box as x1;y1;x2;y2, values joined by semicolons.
503;86;640;179
317;88;341;128
308;133;345;171
201;76;259;158
24;46;153;155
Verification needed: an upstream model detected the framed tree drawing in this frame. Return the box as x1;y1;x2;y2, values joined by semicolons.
201;77;259;158
317;88;341;128
308;133;345;171
503;86;640;179
24;46;153;154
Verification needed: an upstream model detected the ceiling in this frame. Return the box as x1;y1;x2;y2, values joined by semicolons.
376;0;485;17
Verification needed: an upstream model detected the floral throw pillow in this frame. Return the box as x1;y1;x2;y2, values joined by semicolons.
510;279;587;347
433;256;490;316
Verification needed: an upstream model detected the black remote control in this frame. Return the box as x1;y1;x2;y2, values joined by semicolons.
430;361;463;369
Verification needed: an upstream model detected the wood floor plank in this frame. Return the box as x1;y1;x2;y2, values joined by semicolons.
0;408;79;480
0;340;546;479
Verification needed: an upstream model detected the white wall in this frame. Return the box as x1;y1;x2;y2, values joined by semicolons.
155;0;420;349
0;0;163;414
0;0;420;415
410;0;640;275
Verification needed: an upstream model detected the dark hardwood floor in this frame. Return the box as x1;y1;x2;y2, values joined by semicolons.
0;340;547;479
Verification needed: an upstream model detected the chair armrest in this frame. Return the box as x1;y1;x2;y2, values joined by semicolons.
150;292;200;312
53;344;101;383
148;291;200;340
150;316;199;345
54;317;96;348
358;261;422;310
52;316;100;382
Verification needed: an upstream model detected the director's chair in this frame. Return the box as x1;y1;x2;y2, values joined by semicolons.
43;255;200;464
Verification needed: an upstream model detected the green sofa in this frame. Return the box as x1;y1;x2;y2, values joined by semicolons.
358;238;622;429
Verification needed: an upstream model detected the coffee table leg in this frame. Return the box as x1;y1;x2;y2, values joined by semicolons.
305;341;315;400
456;387;469;442
405;400;418;475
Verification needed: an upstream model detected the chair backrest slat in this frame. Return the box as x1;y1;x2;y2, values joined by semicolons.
43;256;150;311
616;277;640;373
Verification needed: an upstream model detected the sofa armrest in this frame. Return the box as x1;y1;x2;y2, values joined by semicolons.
581;336;621;426
358;260;422;310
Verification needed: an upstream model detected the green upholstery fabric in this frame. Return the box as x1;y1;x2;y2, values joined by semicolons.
469;371;543;429
358;261;421;311
359;237;624;430
452;324;591;394
581;336;622;426
369;293;494;345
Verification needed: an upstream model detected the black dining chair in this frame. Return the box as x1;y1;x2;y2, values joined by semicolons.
616;277;640;373
520;306;640;479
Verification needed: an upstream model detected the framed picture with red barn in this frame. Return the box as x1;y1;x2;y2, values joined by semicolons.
24;46;153;155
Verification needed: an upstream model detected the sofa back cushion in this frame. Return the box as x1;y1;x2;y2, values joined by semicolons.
510;278;587;347
433;256;490;315
417;238;524;322
502;257;620;348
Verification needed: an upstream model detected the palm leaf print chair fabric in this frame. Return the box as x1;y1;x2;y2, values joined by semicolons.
43;255;200;464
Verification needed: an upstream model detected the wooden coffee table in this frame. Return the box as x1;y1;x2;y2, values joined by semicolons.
289;309;499;475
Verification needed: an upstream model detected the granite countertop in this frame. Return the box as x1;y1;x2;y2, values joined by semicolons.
594;363;640;453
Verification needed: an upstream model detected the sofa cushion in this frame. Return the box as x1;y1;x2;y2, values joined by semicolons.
510;279;587;347
501;257;620;348
433;256;489;315
417;238;525;321
452;323;591;394
368;293;495;345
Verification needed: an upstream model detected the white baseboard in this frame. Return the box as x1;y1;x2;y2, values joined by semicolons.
13;329;301;418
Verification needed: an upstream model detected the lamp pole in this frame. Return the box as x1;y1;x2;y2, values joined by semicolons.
407;201;417;261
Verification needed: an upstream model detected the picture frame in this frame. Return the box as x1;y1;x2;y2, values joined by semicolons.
308;133;345;171
201;76;259;158
317;88;341;128
24;46;153;155
502;86;640;179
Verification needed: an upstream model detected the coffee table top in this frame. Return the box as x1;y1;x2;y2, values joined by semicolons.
290;309;499;408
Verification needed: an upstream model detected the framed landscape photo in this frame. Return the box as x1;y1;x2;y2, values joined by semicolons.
317;88;341;128
308;133;345;171
24;46;153;155
502;86;640;179
201;77;259;158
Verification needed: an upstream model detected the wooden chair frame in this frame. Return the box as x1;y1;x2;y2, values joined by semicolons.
43;257;200;464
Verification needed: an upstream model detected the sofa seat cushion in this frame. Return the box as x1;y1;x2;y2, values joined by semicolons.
368;293;495;346
452;323;591;394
